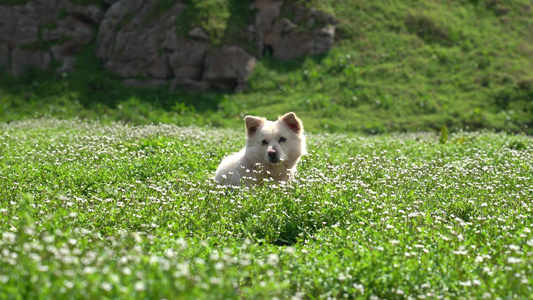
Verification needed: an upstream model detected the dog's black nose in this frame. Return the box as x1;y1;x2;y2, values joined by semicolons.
268;148;279;163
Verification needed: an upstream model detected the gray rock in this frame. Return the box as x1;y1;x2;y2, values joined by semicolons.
0;0;100;48
173;66;203;79
272;18;297;34
43;17;94;43
249;0;337;60
0;0;337;91
266;31;313;61
0;0;101;75
96;0;186;79
11;48;51;75
0;43;8;66
64;2;104;24
311;25;335;55
203;45;257;91
250;0;283;56
163;29;209;79
96;0;215;89
252;0;283;34
188;26;209;40
0;3;42;47
264;17;307;60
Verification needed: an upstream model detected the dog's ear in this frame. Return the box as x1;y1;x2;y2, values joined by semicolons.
245;116;265;137
279;112;304;135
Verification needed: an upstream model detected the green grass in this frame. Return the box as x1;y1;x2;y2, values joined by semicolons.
0;118;532;298
1;1;532;298
0;0;532;134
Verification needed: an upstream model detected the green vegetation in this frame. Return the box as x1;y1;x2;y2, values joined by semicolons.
0;44;218;127
1;0;532;134
176;0;256;49
0;119;532;298
1;1;531;298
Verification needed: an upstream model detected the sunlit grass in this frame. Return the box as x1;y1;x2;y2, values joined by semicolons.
0;118;532;298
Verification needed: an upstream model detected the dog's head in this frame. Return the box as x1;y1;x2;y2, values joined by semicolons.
244;112;306;166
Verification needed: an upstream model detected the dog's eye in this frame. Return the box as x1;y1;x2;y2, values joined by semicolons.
279;137;286;143
261;140;268;145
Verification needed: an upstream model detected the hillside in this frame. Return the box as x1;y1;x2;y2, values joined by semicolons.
0;0;532;134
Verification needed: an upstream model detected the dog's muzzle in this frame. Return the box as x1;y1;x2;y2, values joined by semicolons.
268;148;280;164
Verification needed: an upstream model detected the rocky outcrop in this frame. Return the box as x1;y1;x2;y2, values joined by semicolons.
0;0;102;75
95;0;258;91
96;0;185;79
0;0;337;91
250;0;337;60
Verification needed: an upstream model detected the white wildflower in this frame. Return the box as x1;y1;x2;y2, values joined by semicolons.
134;281;146;292
507;257;522;264
101;282;112;291
267;253;279;266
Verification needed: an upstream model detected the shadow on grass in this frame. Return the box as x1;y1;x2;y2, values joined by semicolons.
0;43;228;124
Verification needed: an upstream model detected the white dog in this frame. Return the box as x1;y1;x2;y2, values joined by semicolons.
215;112;306;186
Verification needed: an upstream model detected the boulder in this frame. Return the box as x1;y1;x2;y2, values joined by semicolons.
96;0;187;79
188;27;209;40
95;0;256;91
266;31;313;61
249;0;337;60
203;45;257;90
272;18;297;34
311;25;335;55
162;28;210;80
0;3;44;47
11;48;51;76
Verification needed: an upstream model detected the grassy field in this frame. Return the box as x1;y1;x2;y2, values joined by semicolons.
0;0;532;298
1;118;532;298
1;0;532;133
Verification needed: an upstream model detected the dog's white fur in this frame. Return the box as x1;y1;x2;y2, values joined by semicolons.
215;112;306;186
